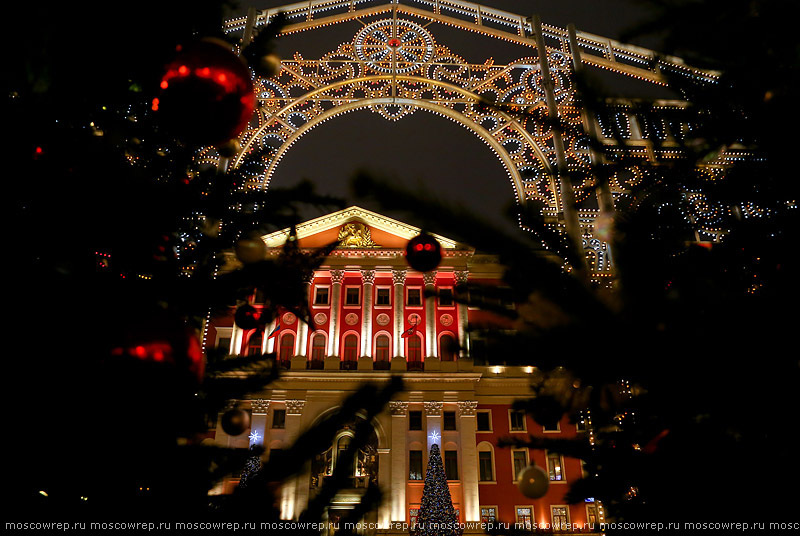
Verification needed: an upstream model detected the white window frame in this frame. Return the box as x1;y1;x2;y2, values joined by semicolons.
511;448;529;482
406;286;423;308
542;419;561;433
546;450;566;482
508;409;527;432
374;285;392;308
477;442;496;483
550;505;570;531
437;286;455;308
313;285;330;306
476;409;493;432
514;505;534;529
343;285;361;307
480;506;498;524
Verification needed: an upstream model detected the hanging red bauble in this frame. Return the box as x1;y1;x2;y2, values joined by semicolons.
154;38;255;146
235;304;260;330
110;312;205;385
405;232;442;272
518;464;549;498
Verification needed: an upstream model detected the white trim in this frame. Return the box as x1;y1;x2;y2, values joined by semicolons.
508;409;527;432
313;284;331;306
476;409;493;432
343;285;361;307
374;285;392;308
477;441;496;483
511;448;529;482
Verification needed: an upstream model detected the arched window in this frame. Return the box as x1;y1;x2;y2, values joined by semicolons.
477;442;495;482
310;333;326;368
247;332;263;356
439;333;457;361
343;334;358;369
375;334;390;369
407;334;422;371
278;333;295;365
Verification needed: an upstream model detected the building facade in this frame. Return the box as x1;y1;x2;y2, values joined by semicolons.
206;207;601;533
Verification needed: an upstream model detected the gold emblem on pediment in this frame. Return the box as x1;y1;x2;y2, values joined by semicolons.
338;222;378;248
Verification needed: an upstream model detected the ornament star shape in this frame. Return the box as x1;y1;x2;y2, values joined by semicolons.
249;430;261;443
429;430;440;443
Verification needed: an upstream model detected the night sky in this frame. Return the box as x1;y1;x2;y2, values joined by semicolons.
228;1;671;235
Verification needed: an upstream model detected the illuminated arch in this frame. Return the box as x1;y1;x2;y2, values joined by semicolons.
210;1;721;246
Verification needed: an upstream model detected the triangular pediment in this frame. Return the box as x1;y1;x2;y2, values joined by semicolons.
260;206;469;251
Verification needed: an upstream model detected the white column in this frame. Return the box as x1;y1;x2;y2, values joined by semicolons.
392;270;406;358
424;271;437;358
361;270;375;357
389;401;408;522
281;399;306;520
298;275;314;357
458;401;480;522
455;271;470;357
328;269;345;357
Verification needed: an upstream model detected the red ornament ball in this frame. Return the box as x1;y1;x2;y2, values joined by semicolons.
405;232;442;272
235;304;260;330
154;38;255;146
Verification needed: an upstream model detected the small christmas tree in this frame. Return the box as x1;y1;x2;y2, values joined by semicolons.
413;444;462;536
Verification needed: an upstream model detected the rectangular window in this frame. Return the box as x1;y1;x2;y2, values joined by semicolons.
272;409;286;429
443;411;456;431
480;507;497;524
376;287;391;306
509;410;526;431
409;508;420;528
477;411;492;432
478;451;493;481
512;450;528;481
444;450;459;480
551;506;569;530
409;410;422;430
547;452;564;481
409;450;423;480
438;287;454;307
407;288;422;306
516;507;533;528
345;286;360;306
586;502;598;525
542;420;561;432
314;287;329;306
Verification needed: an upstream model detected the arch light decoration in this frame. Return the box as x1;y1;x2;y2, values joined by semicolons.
207;0;720;254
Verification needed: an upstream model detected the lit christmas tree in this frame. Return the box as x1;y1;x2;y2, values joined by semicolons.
413;444;462;536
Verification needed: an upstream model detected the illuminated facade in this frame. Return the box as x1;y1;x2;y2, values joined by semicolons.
202;1;729;531
207;207;601;533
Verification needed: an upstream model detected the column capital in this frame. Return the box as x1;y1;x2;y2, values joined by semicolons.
361;269;376;285
392;269;407;285
423;271;437;287
286;399;306;415
389;400;408;416
330;269;345;284
424;401;443;416
457;400;478;417
454;270;469;286
250;398;271;415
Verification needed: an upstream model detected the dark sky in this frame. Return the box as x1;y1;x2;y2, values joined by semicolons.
229;1;666;235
